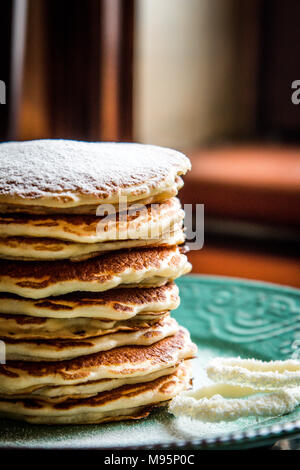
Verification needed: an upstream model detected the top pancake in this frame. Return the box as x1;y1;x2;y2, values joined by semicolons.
0;140;190;214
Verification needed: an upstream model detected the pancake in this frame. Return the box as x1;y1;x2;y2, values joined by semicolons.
0;403;153;424
0;197;184;243
0;283;179;319
0;188;183;215
0;311;169;340
0;140;190;214
0;228;184;261
0;328;196;394
3;316;179;361
1;365;181;402
0;246;191;299
0;361;192;424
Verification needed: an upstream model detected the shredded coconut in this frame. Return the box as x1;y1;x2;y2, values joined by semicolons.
169;357;300;422
207;357;300;390
169;387;300;422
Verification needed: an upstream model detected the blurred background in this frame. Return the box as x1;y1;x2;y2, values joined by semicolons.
0;0;299;286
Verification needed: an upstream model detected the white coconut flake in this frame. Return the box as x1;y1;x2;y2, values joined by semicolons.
207;357;300;390
169;357;300;423
169;387;300;422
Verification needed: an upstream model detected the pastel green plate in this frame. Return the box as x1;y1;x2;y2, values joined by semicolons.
1;275;300;450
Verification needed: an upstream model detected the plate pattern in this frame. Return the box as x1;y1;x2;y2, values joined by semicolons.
179;276;300;361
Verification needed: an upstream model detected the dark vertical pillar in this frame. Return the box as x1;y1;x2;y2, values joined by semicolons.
0;0;27;141
258;0;300;140
44;0;102;140
44;0;134;142
98;0;134;141
0;1;13;140
118;0;134;141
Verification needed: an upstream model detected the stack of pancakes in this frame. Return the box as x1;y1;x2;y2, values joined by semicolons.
0;140;197;424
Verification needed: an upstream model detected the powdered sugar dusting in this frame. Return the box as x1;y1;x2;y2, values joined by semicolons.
0;140;190;201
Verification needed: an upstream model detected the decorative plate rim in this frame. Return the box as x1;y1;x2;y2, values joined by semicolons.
95;417;300;450
7;417;299;451
183;273;300;295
